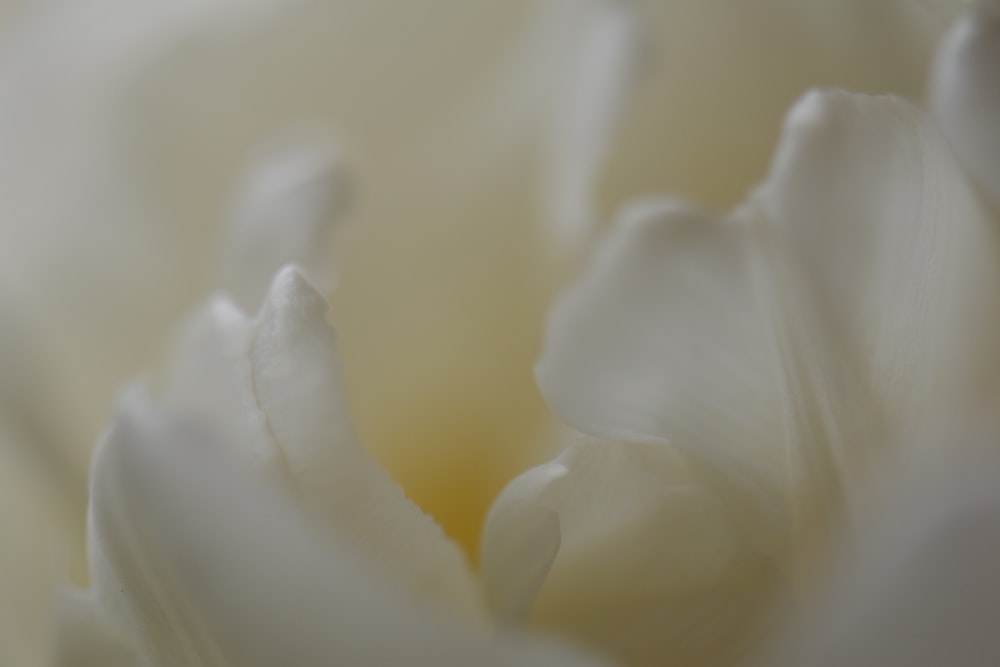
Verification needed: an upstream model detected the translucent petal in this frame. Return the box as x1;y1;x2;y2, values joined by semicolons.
482;439;781;667
756;91;1000;447
536;199;787;545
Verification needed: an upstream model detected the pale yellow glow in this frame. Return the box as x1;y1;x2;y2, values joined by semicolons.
331;155;563;559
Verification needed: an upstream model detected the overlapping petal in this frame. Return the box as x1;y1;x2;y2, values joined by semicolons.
482;439;780;667
80;391;612;666
595;0;965;215
0;0;562;472
536;199;787;544
162;267;482;615
756;90;1000;451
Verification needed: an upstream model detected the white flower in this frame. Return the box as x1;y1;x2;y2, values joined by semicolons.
0;0;991;665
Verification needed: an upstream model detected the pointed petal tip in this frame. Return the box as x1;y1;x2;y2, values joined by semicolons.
261;264;330;320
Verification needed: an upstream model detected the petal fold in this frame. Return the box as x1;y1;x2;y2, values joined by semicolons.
756;91;1000;447
482;439;780;667
536;199;787;544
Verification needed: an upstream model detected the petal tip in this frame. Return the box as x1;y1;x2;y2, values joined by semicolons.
262;264;329;320
930;1;1000;205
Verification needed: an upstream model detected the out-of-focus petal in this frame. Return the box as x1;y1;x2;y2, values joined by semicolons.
218;135;353;312
595;0;966;216
86;391;612;667
758;438;1000;667
756;91;1000;446
536;199;787;545
482;439;781;667
0;0;546;470
543;0;639;252
930;1;1000;207
163;267;482;615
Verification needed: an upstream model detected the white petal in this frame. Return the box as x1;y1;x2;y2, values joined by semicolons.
594;0;962;216
480;464;562;623
536;199;787;545
482;440;781;667
0;0;555;475
87;392;611;667
164;267;482;615
544;0;639;251
219;134;352;311
930;2;1000;207
162;297;280;473
755;91;1000;444
760;443;1000;667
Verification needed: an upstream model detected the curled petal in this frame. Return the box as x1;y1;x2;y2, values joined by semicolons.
481;464;562;623
536;199;787;546
482;440;780;667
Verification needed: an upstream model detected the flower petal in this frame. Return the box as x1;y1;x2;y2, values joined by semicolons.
480;464;562;623
163;267;482;615
543;0;640;251
482;439;781;667
930;2;1000;207
218;134;353;312
595;0;963;215
755;91;1000;443
87;391;611;667
0;0;559;477
536;199;787;544
759;442;1000;667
